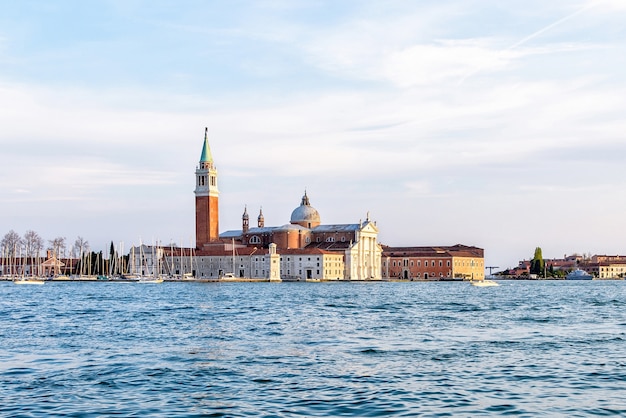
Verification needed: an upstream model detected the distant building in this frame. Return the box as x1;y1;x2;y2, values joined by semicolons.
511;254;626;279
381;245;484;280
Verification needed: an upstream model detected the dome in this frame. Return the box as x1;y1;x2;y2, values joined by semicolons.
290;191;321;228
275;223;309;232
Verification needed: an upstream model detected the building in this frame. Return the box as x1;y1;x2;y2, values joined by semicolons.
510;254;626;279
131;128;485;281
381;245;484;281
195;127;220;249
161;128;383;280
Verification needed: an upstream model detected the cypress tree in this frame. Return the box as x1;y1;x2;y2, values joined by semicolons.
530;247;545;276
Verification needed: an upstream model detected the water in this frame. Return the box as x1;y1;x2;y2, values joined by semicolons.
1;280;626;417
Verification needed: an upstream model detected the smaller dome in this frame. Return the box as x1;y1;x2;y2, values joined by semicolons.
275;223;308;232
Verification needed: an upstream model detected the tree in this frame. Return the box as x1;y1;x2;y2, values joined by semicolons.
530;247;545;276
73;236;89;258
23;230;44;259
48;237;67;259
1;230;22;275
23;230;44;277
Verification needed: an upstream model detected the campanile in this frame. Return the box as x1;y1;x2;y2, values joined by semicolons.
195;127;219;248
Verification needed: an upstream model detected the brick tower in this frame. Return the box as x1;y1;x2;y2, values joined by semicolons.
195;127;219;248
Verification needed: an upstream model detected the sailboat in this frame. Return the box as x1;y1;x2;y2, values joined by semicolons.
13;246;45;284
136;242;163;283
219;238;244;281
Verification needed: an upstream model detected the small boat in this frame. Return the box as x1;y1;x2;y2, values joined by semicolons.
220;273;238;281
13;278;46;285
470;279;499;287
566;268;593;280
136;276;164;283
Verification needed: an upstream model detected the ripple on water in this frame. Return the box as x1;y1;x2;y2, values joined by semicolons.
2;280;626;416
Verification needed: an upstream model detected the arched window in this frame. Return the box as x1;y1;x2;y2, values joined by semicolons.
249;236;261;244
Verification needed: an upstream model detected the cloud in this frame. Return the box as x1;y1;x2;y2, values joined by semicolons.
588;0;626;12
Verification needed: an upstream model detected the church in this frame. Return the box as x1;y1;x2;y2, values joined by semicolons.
163;128;382;281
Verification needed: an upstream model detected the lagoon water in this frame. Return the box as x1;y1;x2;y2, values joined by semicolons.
1;280;626;417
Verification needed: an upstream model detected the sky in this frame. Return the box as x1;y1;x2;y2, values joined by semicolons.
1;0;625;270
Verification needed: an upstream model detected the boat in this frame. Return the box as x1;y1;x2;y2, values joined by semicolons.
136;276;164;284
13;277;46;285
220;273;238;281
470;279;499;287
566;268;593;280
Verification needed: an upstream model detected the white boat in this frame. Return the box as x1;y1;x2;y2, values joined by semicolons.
470;279;499;287
566;268;593;280
13;278;46;285
136;276;164;284
220;273;238;281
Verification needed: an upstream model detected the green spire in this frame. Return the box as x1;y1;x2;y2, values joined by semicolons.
200;127;213;163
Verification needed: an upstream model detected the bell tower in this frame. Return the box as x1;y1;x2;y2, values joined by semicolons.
258;207;265;228
242;206;249;234
195;127;219;248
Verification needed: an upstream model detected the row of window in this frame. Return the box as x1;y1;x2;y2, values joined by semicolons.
197;175;216;187
389;260;451;268
247;236;349;244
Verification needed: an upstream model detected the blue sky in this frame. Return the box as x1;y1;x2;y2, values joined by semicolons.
1;0;625;269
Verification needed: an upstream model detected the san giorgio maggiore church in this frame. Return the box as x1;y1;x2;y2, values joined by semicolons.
130;129;382;281
129;129;484;281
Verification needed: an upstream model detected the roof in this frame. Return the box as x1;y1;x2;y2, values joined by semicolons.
220;230;243;238
381;244;484;258
312;224;360;232
274;224;309;232
199;127;213;163
306;241;352;251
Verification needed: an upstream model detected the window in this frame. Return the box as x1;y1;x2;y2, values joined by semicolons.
250;236;261;244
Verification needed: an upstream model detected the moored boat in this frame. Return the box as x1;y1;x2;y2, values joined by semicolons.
566;268;593;280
